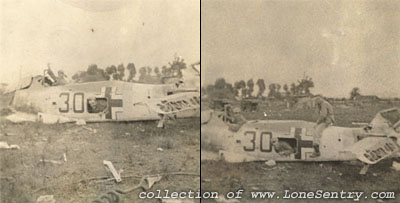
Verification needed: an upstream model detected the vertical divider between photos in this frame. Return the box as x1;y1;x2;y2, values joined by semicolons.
199;0;202;199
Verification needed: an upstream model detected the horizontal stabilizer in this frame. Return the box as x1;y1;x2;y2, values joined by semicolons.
148;92;200;114
351;137;400;164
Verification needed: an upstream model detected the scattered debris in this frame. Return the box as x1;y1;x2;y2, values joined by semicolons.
94;174;163;202
265;160;276;166
6;112;36;123
359;164;370;175
372;173;378;177
36;195;56;203
0;141;20;150
202;178;211;183
39;159;62;165
38;113;73;124
76;119;86;125
157;147;164;152
92;191;119;203
82;126;96;133
103;160;122;183
392;161;400;171
115;175;162;194
4;132;17;136
63;153;67;162
145;175;162;188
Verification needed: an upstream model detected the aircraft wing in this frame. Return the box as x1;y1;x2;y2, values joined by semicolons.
147;92;200;115
351;137;400;164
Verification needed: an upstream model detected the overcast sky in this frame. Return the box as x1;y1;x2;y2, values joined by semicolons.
202;0;400;98
1;0;199;83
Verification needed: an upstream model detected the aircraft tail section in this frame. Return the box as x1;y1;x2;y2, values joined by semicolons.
147;92;200;115
351;137;400;164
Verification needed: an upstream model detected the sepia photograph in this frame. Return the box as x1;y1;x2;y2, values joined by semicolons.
201;0;400;202
0;0;200;202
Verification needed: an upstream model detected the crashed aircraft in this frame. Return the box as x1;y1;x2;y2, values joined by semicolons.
6;65;200;124
202;107;400;166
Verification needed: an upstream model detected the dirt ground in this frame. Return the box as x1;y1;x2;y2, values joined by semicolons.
0;114;200;202
201;101;400;203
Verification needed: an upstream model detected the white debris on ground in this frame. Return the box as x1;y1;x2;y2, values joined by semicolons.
392;161;400;171
36;195;56;203
103;160;122;182
5;112;37;123
81;126;96;133
75;119;86;125
146;175;162;188
265;160;276;167
38;113;73;124
0;141;20;149
63;153;67;162
38;112;87;125
39;159;63;165
359;164;370;175
157;147;164;152
6;112;88;125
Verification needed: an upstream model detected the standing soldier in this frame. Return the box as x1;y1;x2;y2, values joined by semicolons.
55;70;67;85
227;107;247;132
310;96;335;158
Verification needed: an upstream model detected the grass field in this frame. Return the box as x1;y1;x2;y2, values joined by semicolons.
201;100;400;203
0;114;200;202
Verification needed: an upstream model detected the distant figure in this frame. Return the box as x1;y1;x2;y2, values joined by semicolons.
227;107;247;132
310;96;335;158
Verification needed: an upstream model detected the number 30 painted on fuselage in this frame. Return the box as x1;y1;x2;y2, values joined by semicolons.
243;131;272;152
59;92;85;113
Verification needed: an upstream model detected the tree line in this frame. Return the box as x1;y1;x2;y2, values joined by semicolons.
203;76;384;102
71;57;186;84
203;76;315;100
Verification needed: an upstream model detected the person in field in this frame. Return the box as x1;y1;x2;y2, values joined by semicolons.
227;107;247;132
310;96;335;158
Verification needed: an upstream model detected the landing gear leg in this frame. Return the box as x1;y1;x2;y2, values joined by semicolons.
157;114;166;128
359;163;370;175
